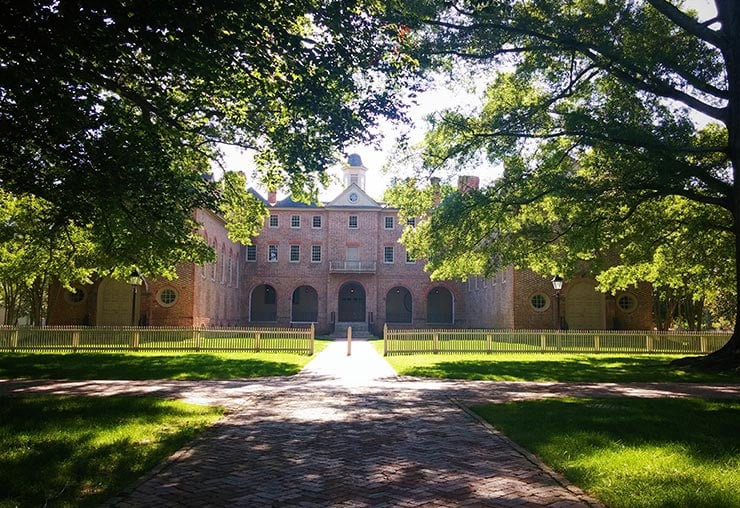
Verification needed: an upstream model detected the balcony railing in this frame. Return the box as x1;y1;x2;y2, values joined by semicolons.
329;260;377;273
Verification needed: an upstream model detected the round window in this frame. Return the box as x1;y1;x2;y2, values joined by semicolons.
617;293;637;313
530;293;550;312
157;288;178;307
65;288;85;304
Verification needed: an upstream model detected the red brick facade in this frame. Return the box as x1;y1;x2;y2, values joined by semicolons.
47;158;652;332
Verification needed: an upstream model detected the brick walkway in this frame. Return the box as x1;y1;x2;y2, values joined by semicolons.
2;341;738;507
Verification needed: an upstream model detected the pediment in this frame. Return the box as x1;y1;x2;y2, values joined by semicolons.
327;184;381;208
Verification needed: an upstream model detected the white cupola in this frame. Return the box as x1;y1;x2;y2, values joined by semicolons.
343;153;368;191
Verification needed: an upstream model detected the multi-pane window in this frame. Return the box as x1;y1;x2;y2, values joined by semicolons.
311;245;322;263
290;245;300;262
348;215;358;229
246;245;257;262
406;217;416;227
312;215;322;228
384;216;394;229
269;215;279;228
384;246;394;263
268;244;278;262
291;215;300;228
405;251;416;264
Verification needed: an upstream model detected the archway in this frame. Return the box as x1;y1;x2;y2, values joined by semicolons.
250;284;277;322
565;280;605;329
386;286;412;323
338;281;365;322
291;286;318;323
97;278;137;326
427;286;453;324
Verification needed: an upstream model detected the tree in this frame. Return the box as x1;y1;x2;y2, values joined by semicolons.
0;190;98;324
0;0;412;277
388;0;740;368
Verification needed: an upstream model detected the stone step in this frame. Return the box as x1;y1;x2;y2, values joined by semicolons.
331;322;375;338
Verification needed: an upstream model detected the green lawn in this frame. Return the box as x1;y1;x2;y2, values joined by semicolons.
369;341;740;383
0;396;223;508
473;397;740;508
0;339;330;380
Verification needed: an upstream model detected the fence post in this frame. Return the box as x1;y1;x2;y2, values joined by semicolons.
556;331;562;352
594;335;600;353
255;332;261;352
646;335;653;353
130;329;140;351
10;329;18;352
347;326;352;356
700;335;707;353
309;323;315;355
72;331;80;353
540;334;546;352
433;332;439;354
194;328;201;352
486;334;492;354
383;324;388;356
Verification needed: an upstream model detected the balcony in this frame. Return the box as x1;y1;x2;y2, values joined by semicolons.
329;260;377;273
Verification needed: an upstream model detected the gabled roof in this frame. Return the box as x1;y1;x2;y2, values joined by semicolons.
247;187;268;205
275;196;320;208
327;183;381;208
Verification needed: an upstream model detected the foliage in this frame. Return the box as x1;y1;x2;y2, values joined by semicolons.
473;398;740;508
0;396;223;507
0;0;414;275
0;191;98;324
217;171;268;245
386;2;740;345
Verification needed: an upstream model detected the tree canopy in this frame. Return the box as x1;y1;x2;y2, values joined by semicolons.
0;0;412;278
386;0;740;364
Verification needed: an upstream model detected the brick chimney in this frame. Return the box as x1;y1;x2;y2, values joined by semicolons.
457;175;480;193
430;177;441;206
267;190;277;205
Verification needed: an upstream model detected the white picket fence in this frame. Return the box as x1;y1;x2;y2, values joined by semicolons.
0;325;315;355
383;325;731;356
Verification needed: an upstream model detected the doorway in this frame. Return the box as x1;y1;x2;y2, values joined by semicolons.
338;281;366;322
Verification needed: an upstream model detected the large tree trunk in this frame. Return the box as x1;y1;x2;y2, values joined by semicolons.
672;0;740;370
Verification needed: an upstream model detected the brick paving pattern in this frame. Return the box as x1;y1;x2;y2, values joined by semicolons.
2;340;738;507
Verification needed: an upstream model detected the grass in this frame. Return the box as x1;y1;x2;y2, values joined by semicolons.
0;396;223;508
0;339;330;380
473;397;740;508
368;341;740;383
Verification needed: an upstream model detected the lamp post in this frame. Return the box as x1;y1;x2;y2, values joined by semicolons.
129;269;142;326
551;275;563;330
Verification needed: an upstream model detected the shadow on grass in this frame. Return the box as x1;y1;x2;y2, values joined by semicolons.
0;353;304;380
0;396;223;507
473;397;740;508
399;355;740;383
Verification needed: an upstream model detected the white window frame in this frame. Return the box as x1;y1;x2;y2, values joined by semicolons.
384;246;394;264
269;215;279;228
290;215;300;228
290;244;300;263
348;215;358;229
268;244;278;262
311;245;322;263
405;251;416;264
384;216;394;229
312;215;322;229
246;245;257;262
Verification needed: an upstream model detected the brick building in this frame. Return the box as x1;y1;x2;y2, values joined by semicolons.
48;154;652;332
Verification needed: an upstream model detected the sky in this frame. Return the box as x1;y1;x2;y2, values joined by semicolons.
217;0;718;202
